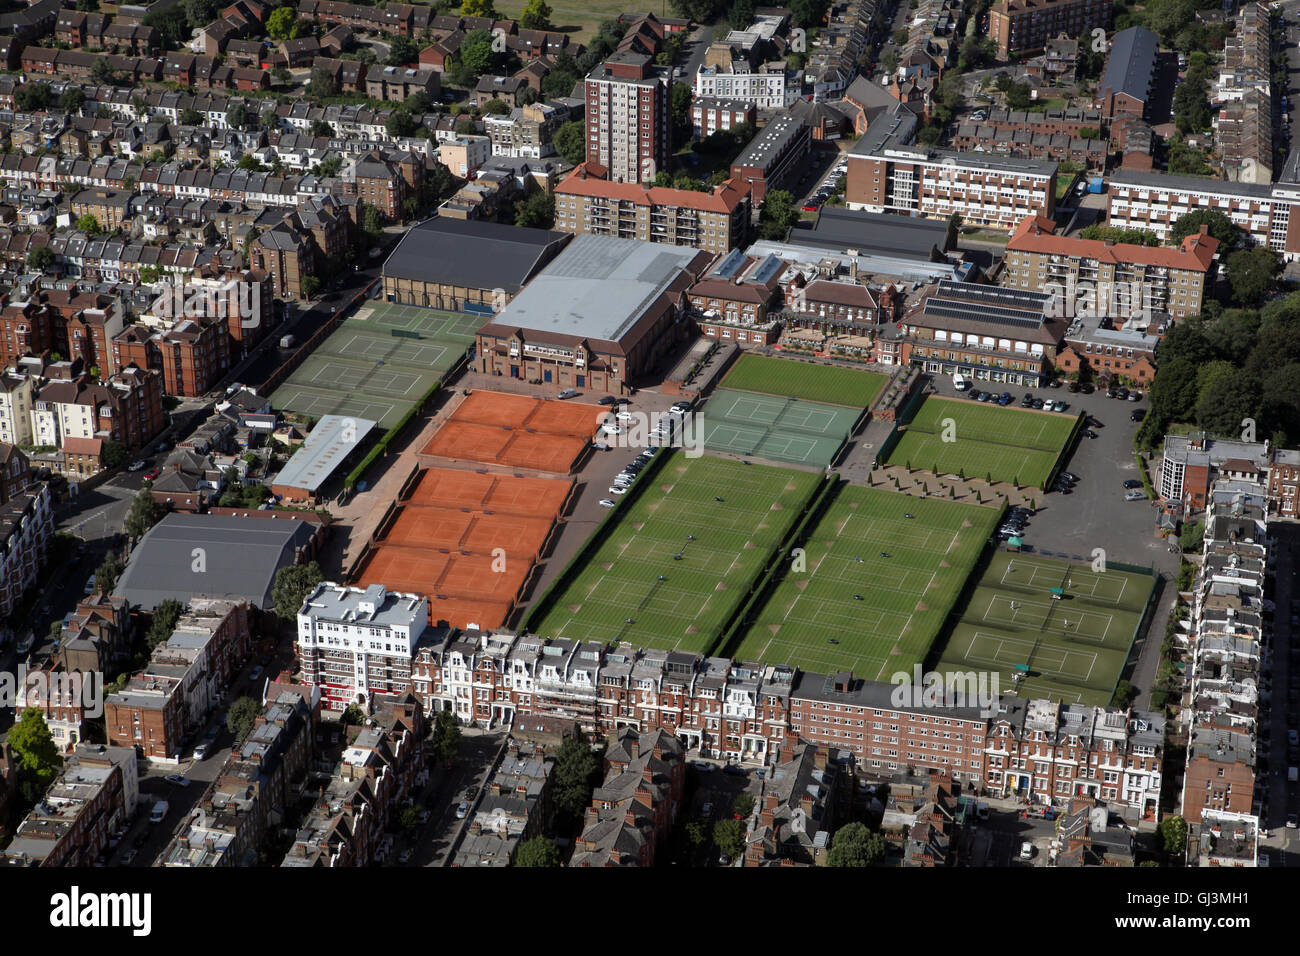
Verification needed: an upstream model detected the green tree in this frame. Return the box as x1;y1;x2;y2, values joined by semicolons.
757;189;799;240
9;708;62;802
461;0;497;15
520;0;553;30
301;275;321;298
74;213;102;235
59;88;87;113
387;110;418;137
227;696;261;740
826;821;885;866
184;0;218;27
554;119;585;165
363;203;384;235
310;119;334;138
1170;209;1242;251
144;6;188;45
788;0;829;27
1225;247;1282;306
180;107;204;126
95;551;125;595
732;793;755;819
454;29;495;82
430;709;462;763
388;34;418;65
731;0;757;29
398;804;422;829
27;246;56;271
272;561;324;617
146;598;184;651
124;487;159;538
101;439;127;469
236;153;265;171
266;5;298;41
686;818;709;847
341;703;367;725
551;733;600;822
713;818;746;860
514;191;555;228
514;836;562;866
481;98;510;115
1157;816;1187;858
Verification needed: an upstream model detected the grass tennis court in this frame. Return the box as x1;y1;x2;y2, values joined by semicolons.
721;353;888;408
933;550;1154;705
532;455;821;652
272;301;477;428
699;387;857;467
733;485;999;678
886;396;1077;487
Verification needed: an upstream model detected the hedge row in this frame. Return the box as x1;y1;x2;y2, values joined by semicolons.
343;380;441;490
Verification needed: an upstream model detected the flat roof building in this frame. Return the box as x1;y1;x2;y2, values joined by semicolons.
113;513;320;610
271;414;377;503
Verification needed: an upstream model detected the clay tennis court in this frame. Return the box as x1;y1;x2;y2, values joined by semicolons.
354;547;530;630
422;421;589;474
403;469;572;516
378;505;554;558
353;466;572;630
451;390;604;436
419;391;600;473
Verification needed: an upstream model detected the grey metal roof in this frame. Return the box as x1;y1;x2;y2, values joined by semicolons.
1099;27;1159;106
484;234;702;345
805;207;948;259
272;414;376;494
381;216;571;294
113;513;317;610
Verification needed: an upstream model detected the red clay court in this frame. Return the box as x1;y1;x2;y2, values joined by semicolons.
378;505;555;558
403;468;572;516
354;547;526;631
352;466;573;631
420;390;602;473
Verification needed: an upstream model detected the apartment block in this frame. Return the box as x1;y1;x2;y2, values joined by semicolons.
105;599;253;760
554;163;751;254
1159;432;1271;511
1106;170;1300;259
282;698;425;867
730;113;810;206
584;51;671;185
0;484;53;620
296;582;427;713
694;59;793;111
1181;489;1268;824
162;686;315;865
1003;213;1219;319
452;740;552;866
691;97;757;139
988;0;1113;60
569;727;685;867
846;105;1058;228
0;744;138;867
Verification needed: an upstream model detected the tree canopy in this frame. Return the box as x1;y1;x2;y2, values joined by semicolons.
826;822;886;866
272;561;324;618
514;836;562;866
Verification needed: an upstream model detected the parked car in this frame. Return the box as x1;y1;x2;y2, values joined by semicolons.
608;486;628;495
1083;429;1097;439
142;468;161;482
598;498;617;507
164;774;189;787
127;460;147;472
456;801;469;819
1060;471;1079;483
1123;479;1143;489
1130;408;1146;422
1124;490;1146;501
1020;841;1035;860
557;388;578;399
693;761;713;772
598;396;618;406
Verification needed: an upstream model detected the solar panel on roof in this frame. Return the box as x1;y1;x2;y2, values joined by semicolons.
926;299;1045;330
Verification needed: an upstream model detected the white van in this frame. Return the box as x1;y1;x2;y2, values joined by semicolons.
953;373;971;391
150;800;169;824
